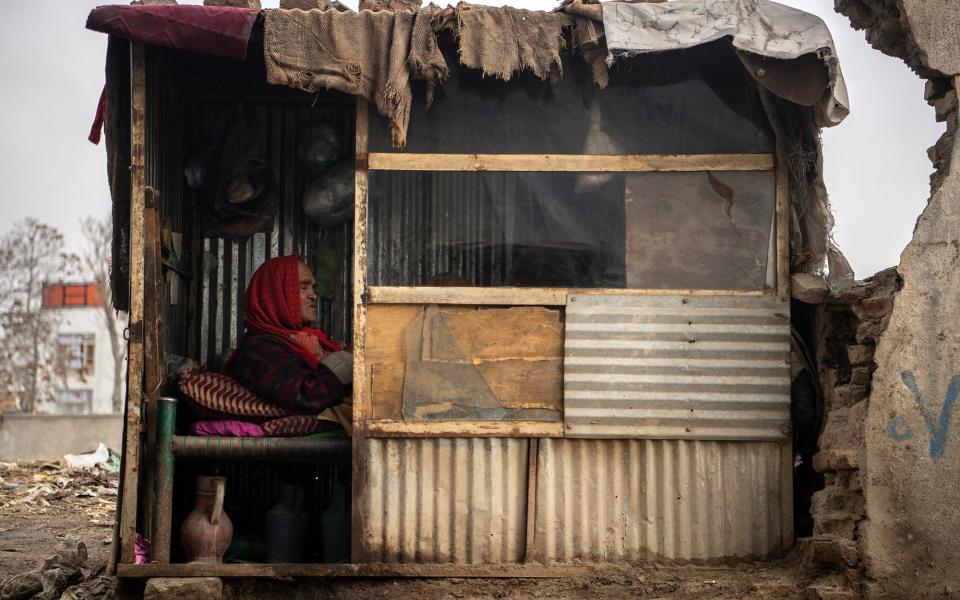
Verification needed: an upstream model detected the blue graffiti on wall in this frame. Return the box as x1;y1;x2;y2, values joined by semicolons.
887;370;960;461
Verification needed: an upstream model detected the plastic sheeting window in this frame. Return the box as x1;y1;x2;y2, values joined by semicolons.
369;42;775;155
367;170;775;290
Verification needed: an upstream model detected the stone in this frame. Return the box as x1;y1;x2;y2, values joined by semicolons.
803;583;858;600
792;273;830;304
845;344;874;366
829;385;868;410
812;449;859;472
801;535;860;569
144;578;223;600
933;89;958;122
861;295;895;318
819;400;867;452
849;366;872;387
925;78;952;102
855;315;891;344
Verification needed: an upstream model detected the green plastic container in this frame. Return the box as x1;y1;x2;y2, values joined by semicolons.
321;483;351;563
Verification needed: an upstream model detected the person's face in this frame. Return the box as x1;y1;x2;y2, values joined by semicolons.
297;261;318;325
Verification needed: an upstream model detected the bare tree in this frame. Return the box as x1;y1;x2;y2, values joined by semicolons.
0;219;78;413
80;216;126;413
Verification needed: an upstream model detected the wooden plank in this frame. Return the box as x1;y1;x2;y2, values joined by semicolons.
366;304;421;420
776;148;791;297
351;97;369;563
117;42;147;568
524;438;539;562
368;286;777;305
442;307;562;360
367;420;564;438
367;153;775;172
141;186;163;548
116;562;603;579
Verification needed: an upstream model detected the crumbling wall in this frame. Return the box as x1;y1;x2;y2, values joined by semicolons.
829;2;960;598
800;269;898;599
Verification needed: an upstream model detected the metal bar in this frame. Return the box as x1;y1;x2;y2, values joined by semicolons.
367;153;776;172
152;397;177;563
172;436;352;461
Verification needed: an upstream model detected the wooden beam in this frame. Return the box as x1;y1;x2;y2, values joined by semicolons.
117;562;603;579
367;153;775;172
117;42;147;568
351;97;370;563
367;286;778;306
142;186;163;549
367;420;564;438
775;147;791;297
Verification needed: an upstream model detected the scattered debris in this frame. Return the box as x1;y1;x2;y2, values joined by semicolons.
0;541;115;600
62;444;119;472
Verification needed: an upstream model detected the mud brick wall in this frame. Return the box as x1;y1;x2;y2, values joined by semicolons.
800;269;900;598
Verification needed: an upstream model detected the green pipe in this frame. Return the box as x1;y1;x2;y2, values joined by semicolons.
152;397;177;563
172;435;351;461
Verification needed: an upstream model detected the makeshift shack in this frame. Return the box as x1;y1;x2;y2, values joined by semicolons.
86;0;851;578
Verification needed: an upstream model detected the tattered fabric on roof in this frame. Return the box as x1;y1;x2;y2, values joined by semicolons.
601;0;849;128
263;3;576;147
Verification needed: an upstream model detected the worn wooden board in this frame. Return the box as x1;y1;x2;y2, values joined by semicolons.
365;304;563;422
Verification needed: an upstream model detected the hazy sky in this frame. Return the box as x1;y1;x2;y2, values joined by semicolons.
0;0;943;279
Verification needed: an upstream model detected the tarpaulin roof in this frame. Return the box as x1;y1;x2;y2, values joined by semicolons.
602;0;849;128
86;4;259;60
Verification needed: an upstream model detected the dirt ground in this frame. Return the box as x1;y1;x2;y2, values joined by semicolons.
1;461;819;599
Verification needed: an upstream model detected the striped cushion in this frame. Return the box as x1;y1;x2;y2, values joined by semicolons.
179;371;292;419
261;415;341;437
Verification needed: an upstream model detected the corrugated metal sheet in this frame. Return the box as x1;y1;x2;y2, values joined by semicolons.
532;438;790;562
363;438;529;563
367;171;510;287
181;101;355;365
564;294;791;440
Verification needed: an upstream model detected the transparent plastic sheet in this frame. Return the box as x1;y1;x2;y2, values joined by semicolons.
624;171;776;290
367;170;775;290
370;42;775;155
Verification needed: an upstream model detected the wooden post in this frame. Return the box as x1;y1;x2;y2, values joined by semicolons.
142;186;164;542
776;145;791;298
117;42;147;567
351;97;370;563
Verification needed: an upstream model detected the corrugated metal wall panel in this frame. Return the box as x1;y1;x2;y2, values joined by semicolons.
532;438;788;562
186;102;355;364
364;438;529;563
564;294;791;440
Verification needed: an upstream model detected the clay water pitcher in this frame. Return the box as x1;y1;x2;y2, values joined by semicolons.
266;484;309;563
181;475;233;563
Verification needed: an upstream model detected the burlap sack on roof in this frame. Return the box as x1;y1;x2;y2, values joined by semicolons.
264;8;445;147
456;3;571;82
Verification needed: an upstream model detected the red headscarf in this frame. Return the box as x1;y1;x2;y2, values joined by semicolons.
239;255;341;368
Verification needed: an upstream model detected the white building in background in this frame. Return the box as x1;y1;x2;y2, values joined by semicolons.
38;283;126;415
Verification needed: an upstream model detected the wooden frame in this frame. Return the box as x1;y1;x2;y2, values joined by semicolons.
367;286;778;306
116;42;147;569
116;562;602;579
367;152;775;172
368;420;564;438
351;97;370;563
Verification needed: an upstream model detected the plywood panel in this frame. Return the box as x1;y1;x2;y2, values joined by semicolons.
365;304;563;422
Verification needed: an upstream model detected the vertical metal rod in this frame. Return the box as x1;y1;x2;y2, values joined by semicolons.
152;397;178;563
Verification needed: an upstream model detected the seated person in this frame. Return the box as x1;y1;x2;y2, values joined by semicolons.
225;255;352;417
